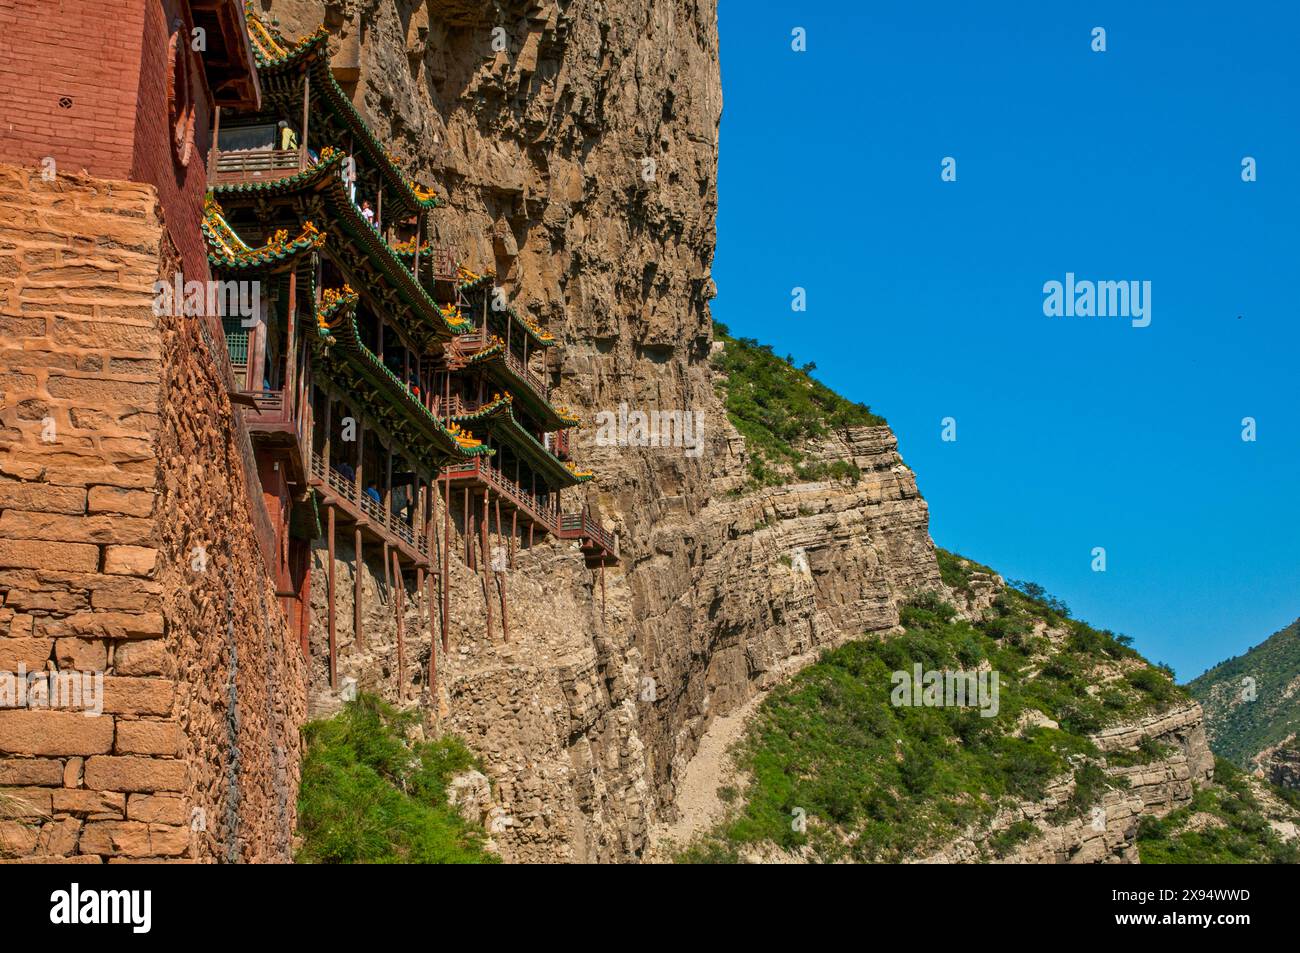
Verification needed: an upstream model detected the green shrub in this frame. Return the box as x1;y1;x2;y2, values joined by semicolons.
296;694;498;864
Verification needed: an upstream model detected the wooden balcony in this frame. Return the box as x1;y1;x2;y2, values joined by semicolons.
210;148;305;186
440;457;559;535
445;328;549;404
557;511;619;566
309;451;429;566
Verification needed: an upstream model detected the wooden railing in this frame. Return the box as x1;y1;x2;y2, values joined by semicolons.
445;329;547;401
559;512;617;555
441;457;559;533
211;148;304;185
310;451;429;560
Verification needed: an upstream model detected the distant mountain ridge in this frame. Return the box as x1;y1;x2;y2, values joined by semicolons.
1187;618;1300;767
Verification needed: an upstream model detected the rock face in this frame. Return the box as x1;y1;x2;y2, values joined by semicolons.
1254;735;1300;791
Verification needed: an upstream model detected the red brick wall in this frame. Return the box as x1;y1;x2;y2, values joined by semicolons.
132;0;214;283
0;0;213;283
0;0;145;180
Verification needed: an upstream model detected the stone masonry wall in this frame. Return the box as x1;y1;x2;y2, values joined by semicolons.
0;164;304;862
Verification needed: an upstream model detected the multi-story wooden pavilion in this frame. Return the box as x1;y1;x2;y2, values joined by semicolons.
201;5;618;695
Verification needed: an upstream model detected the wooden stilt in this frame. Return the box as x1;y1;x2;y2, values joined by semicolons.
442;474;451;652
464;487;472;567
393;549;405;699
601;563;606;621
327;504;337;689
426;570;437;698
494;496;502;570
354;527;364;650
481;489;493;640
510;509;517;568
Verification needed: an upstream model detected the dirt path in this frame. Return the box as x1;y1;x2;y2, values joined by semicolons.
645;692;766;861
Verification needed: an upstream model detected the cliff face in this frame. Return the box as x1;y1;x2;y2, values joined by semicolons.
264;0;1210;864
929;703;1214;864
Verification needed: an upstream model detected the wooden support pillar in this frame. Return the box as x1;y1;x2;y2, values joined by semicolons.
481;489;493;640
510;509;517;568
300;73;310;169
426;569;437;698
464;486;472;567
208;106;221;185
442;472;451;652
383;446;393;589
393;549;405;699
285;269;297;401
355;417;366;501
494;496;503;570
322;394;332;471
499;559;509;644
327;505;337;688
354;527;364;650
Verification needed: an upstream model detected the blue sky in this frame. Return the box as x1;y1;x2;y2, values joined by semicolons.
711;0;1300;680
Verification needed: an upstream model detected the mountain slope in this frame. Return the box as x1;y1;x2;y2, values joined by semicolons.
667;558;1217;863
1187;618;1300;767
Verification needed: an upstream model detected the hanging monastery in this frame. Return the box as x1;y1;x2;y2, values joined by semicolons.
0;0;617;862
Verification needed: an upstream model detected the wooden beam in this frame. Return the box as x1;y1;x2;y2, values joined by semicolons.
327;504;337;688
442;471;451;652
426;569;437;698
300;72;310;169
481;488;493;640
354;527;364;650
393;548;405;700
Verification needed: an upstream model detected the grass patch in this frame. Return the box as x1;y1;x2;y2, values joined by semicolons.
296;694;498;864
1137;759;1300;864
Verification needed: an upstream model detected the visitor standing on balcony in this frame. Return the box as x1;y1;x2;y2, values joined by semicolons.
361;199;376;228
277;120;298;152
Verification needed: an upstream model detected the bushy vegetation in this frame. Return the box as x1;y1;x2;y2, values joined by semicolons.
1187;617;1300;767
1138;759;1300;864
711;321;884;486
677;578;1184;863
296;694;498;864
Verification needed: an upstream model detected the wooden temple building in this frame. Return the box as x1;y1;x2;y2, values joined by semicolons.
202;5;618;694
